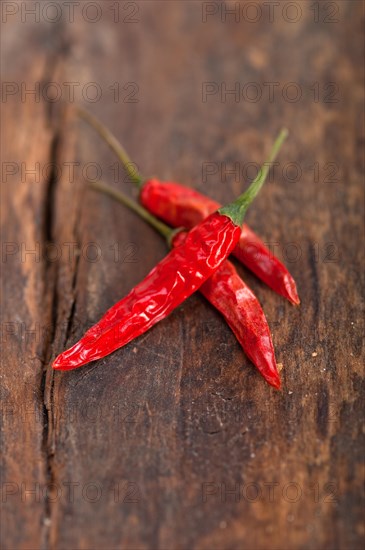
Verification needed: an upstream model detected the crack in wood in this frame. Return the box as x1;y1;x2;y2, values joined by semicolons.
40;125;61;549
39;102;83;550
64;237;80;345
31;22;78;548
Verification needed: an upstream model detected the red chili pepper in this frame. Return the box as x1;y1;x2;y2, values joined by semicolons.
140;180;299;305
76;181;281;387
77;108;299;305
53;130;287;373
53;213;240;370
63;180;281;387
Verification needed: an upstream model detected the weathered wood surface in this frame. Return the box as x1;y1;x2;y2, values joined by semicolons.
1;1;364;549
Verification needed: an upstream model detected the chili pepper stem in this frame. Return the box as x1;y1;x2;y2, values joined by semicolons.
219;129;288;225
89;127;288;238
77;107;144;188
78;105;287;226
89;180;174;241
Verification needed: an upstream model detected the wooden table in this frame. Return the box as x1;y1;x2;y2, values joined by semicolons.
1;1;364;548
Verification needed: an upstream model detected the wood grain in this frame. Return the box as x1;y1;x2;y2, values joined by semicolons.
1;1;364;549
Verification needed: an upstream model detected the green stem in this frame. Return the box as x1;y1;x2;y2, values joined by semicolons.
76;107;144;188
89;181;173;240
219;128;288;226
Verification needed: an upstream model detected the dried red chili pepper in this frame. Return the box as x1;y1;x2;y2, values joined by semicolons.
88;182;280;387
140;181;299;305
78;108;299;305
53;130;287;373
53;213;240;370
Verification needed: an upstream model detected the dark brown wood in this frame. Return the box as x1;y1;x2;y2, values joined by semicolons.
1;1;364;549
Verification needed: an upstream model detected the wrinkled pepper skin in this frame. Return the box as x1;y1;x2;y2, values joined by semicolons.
172;231;280;389
140;179;299;305
53;213;241;370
